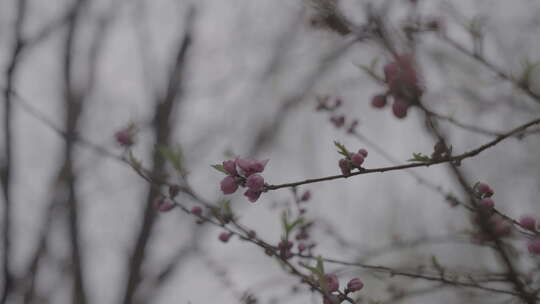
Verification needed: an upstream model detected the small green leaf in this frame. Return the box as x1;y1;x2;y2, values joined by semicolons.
211;164;228;175
288;217;305;232
334;141;350;158
157;145;184;174
407;152;432;163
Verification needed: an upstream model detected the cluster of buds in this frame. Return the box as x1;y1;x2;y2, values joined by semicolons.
471;183;514;239
338;148;368;176
321;275;364;304
114;123;137;147
371;55;424;119
295;222;316;254
216;158;269;203
316;95;359;134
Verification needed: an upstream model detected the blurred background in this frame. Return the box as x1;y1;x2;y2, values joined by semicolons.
1;0;540;303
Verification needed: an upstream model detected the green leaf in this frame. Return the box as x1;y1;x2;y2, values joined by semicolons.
211;164;228;175
157;145;184;174
316;256;325;274
334;141;350;158
288;217;304;232
407;152;432;163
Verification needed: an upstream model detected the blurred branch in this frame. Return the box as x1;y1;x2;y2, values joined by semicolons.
120;7;195;304
1;0;28;303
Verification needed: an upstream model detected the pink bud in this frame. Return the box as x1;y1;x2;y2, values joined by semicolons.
219;232;232;243
300;190;311;202
324;274;339;292
298;243;306;252
222;160;238;176
246;174;265;191
236;158;269;177
220;176;238;194
371;94;387;108
479;198;494;208
384;62;399;84
278;240;293;250
527;238;540;254
477;183;494;197
153;198;175;212
519;216;536;231
244;188;262;203
191;206;202;216
392;99;409;119
347;278;364;292
357;149;368;158
339;159;351;176
115;130;134;147
351;153;364;167
330;115;345;128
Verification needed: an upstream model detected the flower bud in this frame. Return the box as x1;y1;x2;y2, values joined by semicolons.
338;159;351;176
191;206;202;216
392;99;409;119
244;188;262;203
519;215;536;231
479;198;494;209
324;274;339;292
351;153;365;167
527;238;540;254
219;232;232;243
300;190;311;202
346;278;364;292
220;176;238;194
371;94;387;108
222;159;238;176
153;197;175;212
246;174;265;191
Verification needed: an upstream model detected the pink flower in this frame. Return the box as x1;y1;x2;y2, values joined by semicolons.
339;159;351;176
351;153;364;167
527;238;540;254
330;115;345;128
246;174;265;191
300;190;311;202
324;274;339;292
236;158;269;177
219;232;232;243
392;99;409;119
519;215;536;231
191;206;202;216
357;149;368;158
346;278;364;292
115;129;134;147
371;94;387;108
153;197;175;212
476;183;494;197
220;176;239;194
479;198;494;209
244;188;262;203
222;159;238;176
